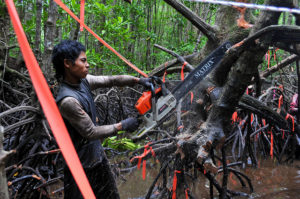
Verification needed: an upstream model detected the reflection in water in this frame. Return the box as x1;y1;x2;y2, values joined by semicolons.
118;158;300;199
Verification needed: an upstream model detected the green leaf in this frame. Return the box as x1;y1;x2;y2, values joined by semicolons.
102;137;140;151
117;130;125;135
95;2;104;10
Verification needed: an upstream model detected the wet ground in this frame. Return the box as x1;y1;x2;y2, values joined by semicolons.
118;158;300;199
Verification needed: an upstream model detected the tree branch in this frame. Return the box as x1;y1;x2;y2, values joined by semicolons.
0;126;15;199
260;54;300;78
149;53;198;77
210;25;300;86
1;66;31;83
228;25;300;52
154;44;194;71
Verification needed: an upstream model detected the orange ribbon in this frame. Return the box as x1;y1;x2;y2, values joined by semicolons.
172;170;182;199
130;142;156;180
190;92;194;104
185;188;189;199
270;130;273;159
163;62;168;83
130;150;150;167
230;172;237;185
5;0;95;198
163;70;167;82
262;119;266;126
267;50;271;69
278;95;283;109
239;119;246;126
285;113;295;132
231;111;238;123
181;62;188;81
53;0;148;77
142;144;149;180
177;125;184;131
273;48;279;61
180;61;193;117
80;0;85;31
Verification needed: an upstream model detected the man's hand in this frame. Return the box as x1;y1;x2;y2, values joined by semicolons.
121;117;140;132
138;78;152;89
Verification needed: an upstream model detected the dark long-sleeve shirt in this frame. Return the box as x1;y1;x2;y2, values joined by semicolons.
58;74;138;140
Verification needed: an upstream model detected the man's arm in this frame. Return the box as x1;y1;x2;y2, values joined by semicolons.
58;97;122;140
86;74;139;90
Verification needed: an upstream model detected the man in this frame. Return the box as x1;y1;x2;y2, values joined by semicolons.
52;40;150;198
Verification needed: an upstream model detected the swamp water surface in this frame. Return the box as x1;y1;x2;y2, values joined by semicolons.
118;158;300;199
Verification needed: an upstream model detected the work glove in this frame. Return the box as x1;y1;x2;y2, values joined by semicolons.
138;77;152;89
121;117;140;132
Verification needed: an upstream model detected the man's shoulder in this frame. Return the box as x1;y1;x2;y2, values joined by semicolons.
59;97;81;109
56;83;79;103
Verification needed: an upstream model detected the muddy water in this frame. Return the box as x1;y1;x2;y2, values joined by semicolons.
118;158;300;199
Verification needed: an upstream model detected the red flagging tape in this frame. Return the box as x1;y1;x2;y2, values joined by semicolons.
180;62;193;105
53;0;148;78
278;95;283;109
172;170;181;199
185;188;189;199
190;92;194;104
163;62;168;83
5;1;96;198
285;113;295;132
267;50;271;69
270;131;273;159
80;0;85;31
180;62;187;81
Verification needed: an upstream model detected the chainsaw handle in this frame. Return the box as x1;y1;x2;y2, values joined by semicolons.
150;83;155;97
149;76;168;97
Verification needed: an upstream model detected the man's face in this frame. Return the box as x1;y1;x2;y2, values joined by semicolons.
66;51;89;80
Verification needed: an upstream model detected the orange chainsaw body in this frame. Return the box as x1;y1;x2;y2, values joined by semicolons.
135;87;162;115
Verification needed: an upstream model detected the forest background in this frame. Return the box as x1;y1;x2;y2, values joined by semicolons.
1;0;295;80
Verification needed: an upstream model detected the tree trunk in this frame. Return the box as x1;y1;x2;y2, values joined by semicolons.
35;0;42;62
0;126;13;199
42;0;57;79
146;2;152;69
199;0;295;157
0;3;9;68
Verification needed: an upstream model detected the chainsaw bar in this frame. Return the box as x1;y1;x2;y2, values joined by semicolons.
132;41;232;140
172;41;232;101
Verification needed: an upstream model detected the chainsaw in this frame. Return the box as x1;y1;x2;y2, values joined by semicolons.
134;41;232;139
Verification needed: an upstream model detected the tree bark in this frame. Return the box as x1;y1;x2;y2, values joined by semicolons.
146;1;152;69
261;54;300;78
0;2;11;68
42;0;57;78
0;126;14;199
35;0;42;62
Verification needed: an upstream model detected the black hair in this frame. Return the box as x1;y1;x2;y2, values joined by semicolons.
51;40;86;80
